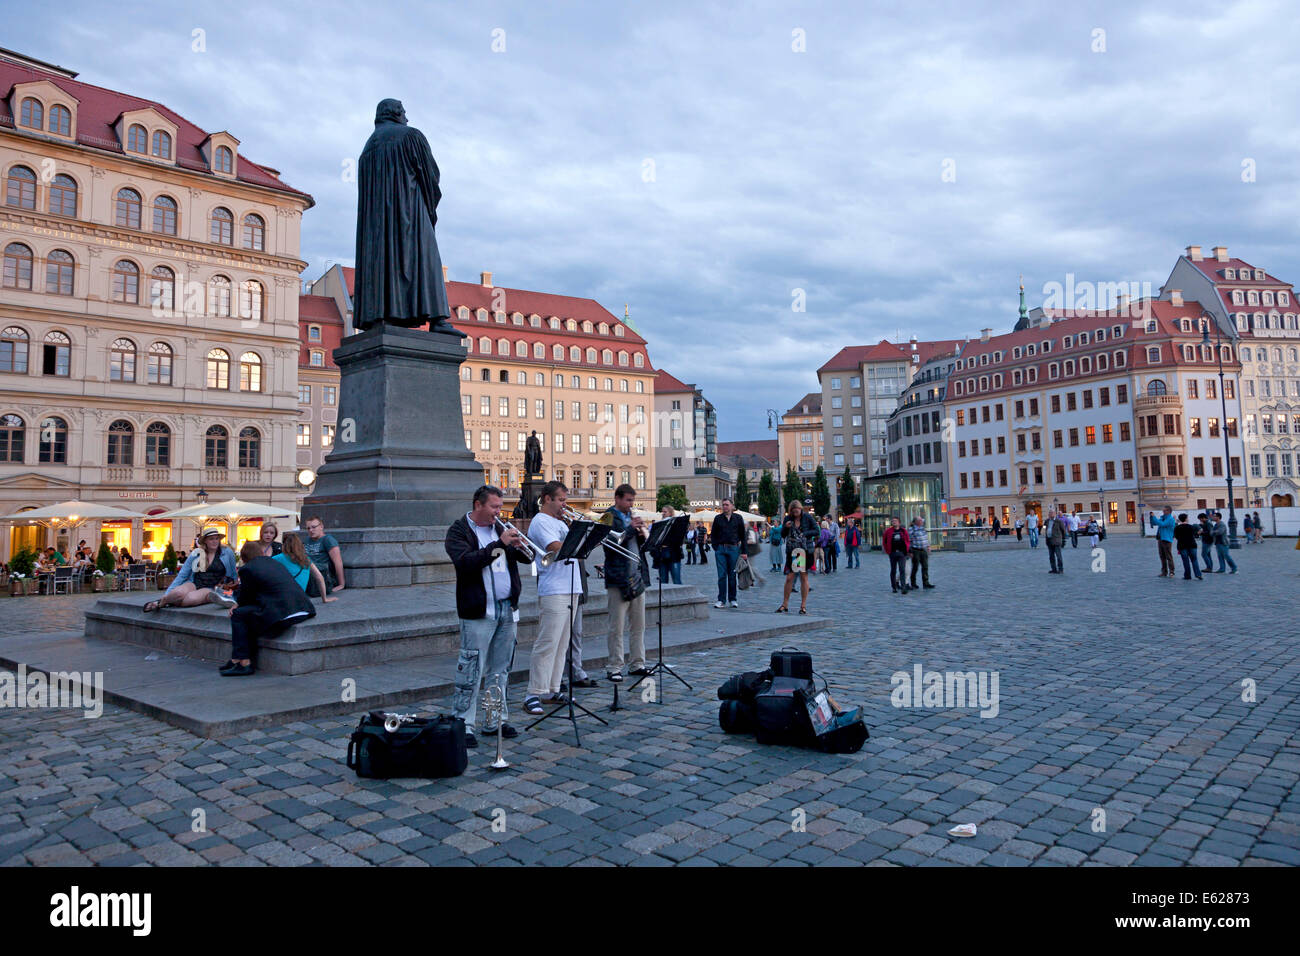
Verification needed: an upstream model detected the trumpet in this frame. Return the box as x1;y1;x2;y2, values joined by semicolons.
382;712;418;733
493;516;541;562
560;506;589;523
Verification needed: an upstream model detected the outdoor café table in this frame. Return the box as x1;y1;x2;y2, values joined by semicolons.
37;570;55;595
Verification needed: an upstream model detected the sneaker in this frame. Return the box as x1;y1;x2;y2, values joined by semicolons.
219;662;255;677
217;659;237;673
206;589;237;609
728;601;738;608
923;584;936;589
714;601;726;609
481;724;519;739
465;732;478;749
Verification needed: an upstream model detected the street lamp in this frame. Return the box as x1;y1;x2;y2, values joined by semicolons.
1098;486;1105;529
1201;315;1240;548
765;409;783;430
195;487;209;506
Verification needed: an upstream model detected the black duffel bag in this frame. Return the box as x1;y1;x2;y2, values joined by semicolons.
347;711;467;779
718;699;757;734
754;675;816;743
717;668;774;702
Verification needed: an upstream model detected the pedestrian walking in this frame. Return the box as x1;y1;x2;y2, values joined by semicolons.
684;524;696;565
1242;512;1253;544
1045;507;1067;573
1173;513;1204;580
1149;506;1177;577
775;500;818;615
1014;517;1023;542
828;522;840;572
1252;511;1263;543
1197;513;1215;573
1026;511;1039;548
768;520;783;572
908;516;934;589
1068;511;1080;548
992;515;1001;538
1086;517;1100;550
844;517;862;568
1211;511;1238;573
883;516;911;593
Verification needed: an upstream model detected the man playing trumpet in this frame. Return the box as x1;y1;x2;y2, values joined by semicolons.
523;481;583;715
603;483;653;683
445;485;532;747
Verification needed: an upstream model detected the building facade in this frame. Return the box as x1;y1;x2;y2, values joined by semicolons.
0;49;312;561
776;392;822;482
294;293;343;508
885;350;956;485
653;368;729;506
716;439;778;510
1162;245;1300;508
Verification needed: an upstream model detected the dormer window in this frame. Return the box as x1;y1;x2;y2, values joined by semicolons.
127;124;148;153
1078;331;1089;345
49;105;71;136
1112;324;1124;338
1247;291;1258;305
1280;292;1290;305
215;146;233;174
1232;290;1244;305
1096;328;1106;342
1225;268;1236;279
308;325;321;342
614;325;625;336
19;97;42;129
1263;291;1274;305
151;130;172;159
1063;335;1073;348
1145;320;1157;333
1179;319;1190;332
1026;343;1036;355
1254;269;1265;279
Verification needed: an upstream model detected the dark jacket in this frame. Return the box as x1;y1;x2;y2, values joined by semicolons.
445;515;527;620
602;507;649;597
781;513;819;553
710;513;746;548
1198;520;1213;543
234;556;316;624
1173;523;1199;551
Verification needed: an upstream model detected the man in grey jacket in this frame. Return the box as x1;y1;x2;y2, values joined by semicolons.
1211;512;1239;574
908;516;935;589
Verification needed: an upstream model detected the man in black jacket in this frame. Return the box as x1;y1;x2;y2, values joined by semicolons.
710;497;746;608
445;485;532;746
603;484;652;682
221;541;316;677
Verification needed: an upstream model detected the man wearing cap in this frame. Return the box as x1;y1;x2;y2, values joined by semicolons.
145;527;238;612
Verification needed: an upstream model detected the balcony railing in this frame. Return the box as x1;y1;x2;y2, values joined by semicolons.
1134;393;1184;410
146;467;172;483
105;466;134;482
238;470;264;485
205;468;229;484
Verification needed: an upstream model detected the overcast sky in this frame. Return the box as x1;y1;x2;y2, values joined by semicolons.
13;1;1298;442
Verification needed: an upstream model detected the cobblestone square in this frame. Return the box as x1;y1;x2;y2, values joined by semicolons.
2;535;1297;866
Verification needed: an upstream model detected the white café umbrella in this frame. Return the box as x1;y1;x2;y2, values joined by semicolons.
154;498;297;542
0;499;148;528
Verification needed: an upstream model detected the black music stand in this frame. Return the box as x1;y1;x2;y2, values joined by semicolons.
628;514;692;702
527;520;611;746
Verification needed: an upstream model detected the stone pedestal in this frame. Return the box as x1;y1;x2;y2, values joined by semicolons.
301;324;480;587
515;473;545;519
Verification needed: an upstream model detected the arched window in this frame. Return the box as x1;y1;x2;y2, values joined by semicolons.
238;426;261;469
214;146;233;173
497;338;509;356
151;130;172;159
599;322;609;335
566;319;577;331
152;195;177;234
457;306;470;320
144;422;170;466
149;266;174;312
239;352;262;392
5;165;36;208
0;327;29;374
48;105;71;136
570;346;581;362
585;348;597;363
109;338;137;382
210;207;233;245
553;344;564;361
511;312;523;325
43;331;70;376
48;174;77;217
309;350;323;367
19;97;43;129
147;342;172;385
0;414;23;463
208;275;232;317
2;243;33;290
614;325;625;337
106;419;134;465
602;349;613;364
618;350;628;366
477;336;490;353
204;424;228;467
549;317;560;330
112;259;139;303
515;341;527;357
206;348;230;389
38;416;66;464
476;309;488;322
115;187;142;228
533;342;544;359
604;377;613;390
240;280;264;322
127;124;147;152
582;321;593;333
633;353;644;368
242;214;265;250
1147;380;1167;396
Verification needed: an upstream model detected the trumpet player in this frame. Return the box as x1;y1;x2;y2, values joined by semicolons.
523;481;581;716
445;485;531;747
603;484;653;683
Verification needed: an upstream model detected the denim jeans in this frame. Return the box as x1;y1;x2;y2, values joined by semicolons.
769;543;783;569
657;561;682;585
845;545;860;568
1028;528;1039;548
715;544;740;602
1214;542;1237;572
453;598;516;732
1200;540;1214;571
1179;548;1202;579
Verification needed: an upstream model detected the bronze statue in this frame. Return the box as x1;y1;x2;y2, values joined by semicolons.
353;99;456;332
525;430;542;477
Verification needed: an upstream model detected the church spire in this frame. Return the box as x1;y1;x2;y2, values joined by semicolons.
1018;274;1027;324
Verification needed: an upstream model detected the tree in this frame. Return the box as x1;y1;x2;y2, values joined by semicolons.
783;461;802;507
161;542;178;573
839;466;859;516
757;469;780;519
656;484;688;512
812;465;831;517
95;541;115;575
734;469;750;508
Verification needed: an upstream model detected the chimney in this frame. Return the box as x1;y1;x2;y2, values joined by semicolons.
1186;245;1202;261
1168;289;1183;307
442;265;449;282
980;328;992;342
480;271;493;288
910;334;918;352
1212;245;1228;262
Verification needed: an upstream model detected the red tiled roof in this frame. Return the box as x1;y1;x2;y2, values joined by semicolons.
654;369;693;393
298;296;344;369
717;440;778;461
818;338;960;374
1184;254;1287;287
783;392;822;416
0;57;310;201
298;294;343;324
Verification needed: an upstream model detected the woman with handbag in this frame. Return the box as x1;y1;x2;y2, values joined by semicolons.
775;500;819;615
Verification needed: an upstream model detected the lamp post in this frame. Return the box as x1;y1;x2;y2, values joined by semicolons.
1201;315;1240;548
1098;486;1105;530
196;487;209;506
